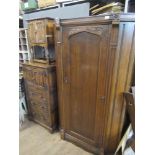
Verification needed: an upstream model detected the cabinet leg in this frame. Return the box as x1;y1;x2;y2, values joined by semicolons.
99;148;105;155
60;129;65;140
50;128;54;134
28;115;33;121
50;125;57;134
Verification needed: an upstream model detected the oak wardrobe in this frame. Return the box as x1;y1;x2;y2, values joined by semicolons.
55;13;135;155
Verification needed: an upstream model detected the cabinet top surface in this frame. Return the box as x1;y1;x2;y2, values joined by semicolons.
27;18;54;22
23;62;56;68
56;13;135;26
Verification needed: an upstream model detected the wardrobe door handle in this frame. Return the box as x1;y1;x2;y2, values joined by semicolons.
64;76;68;84
100;96;105;103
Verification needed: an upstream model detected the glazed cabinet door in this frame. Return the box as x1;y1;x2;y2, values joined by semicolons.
61;25;111;148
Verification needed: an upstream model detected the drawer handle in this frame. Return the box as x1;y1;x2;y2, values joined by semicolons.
31;92;36;96
41;106;45;109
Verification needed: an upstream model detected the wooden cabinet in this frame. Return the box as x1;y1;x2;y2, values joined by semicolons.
27;18;55;64
28;19;54;46
55;13;135;154
23;62;58;132
24;18;58;132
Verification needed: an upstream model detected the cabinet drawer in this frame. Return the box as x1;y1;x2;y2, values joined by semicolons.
30;99;50;125
40;108;50;125
30;100;40;120
28;89;48;102
38;103;50;126
23;66;49;89
26;81;48;93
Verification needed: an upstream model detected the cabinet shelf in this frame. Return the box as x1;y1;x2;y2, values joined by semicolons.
20;43;27;45
19;51;29;53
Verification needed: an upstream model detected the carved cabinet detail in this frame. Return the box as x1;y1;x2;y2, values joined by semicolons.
23;62;58;132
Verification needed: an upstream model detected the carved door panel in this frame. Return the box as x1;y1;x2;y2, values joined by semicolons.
62;25;111;145
35;20;46;43
28;22;36;44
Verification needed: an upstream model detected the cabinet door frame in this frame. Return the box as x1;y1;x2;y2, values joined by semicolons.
28;22;36;44
57;24;112;150
55;15;135;154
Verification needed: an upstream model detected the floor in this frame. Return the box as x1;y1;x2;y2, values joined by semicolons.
19;119;93;155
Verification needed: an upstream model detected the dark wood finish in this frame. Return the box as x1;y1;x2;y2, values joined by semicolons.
55;13;135;155
123;92;135;134
23;62;58;132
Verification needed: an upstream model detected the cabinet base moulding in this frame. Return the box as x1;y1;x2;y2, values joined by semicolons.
29;117;57;133
60;131;103;155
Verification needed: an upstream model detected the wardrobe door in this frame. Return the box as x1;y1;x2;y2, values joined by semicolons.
61;25;111;149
